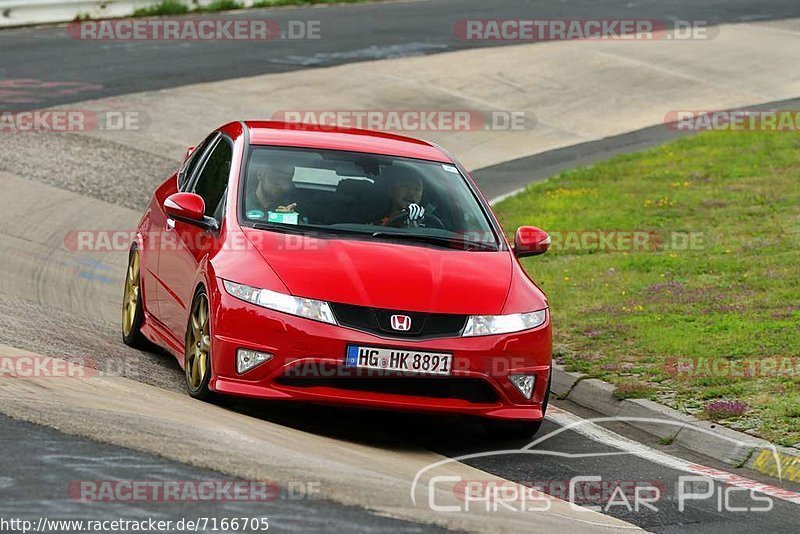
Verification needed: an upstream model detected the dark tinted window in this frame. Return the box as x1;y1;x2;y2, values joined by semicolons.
193;138;232;219
240;146;499;251
179;133;217;191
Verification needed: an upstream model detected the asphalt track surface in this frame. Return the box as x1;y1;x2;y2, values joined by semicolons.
2;1;800;533
224;401;800;532
2;124;799;532
1;0;800;110
0;413;443;533
473;96;800;201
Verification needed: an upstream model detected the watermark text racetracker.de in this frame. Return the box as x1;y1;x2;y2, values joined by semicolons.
0;110;147;132
273;109;536;132
547;230;705;252
69;479;320;502
0;355;97;379
1;352;209;383
666;355;800;379
68;18;321;41
666;109;800;131
454;19;714;41
64;228;705;254
0;517;269;533
64;229;492;253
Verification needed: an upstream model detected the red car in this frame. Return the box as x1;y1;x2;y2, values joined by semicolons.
122;121;552;436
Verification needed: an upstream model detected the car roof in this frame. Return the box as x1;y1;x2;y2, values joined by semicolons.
243;121;453;163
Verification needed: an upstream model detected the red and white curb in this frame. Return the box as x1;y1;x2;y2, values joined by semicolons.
551;365;800;484
546;406;800;505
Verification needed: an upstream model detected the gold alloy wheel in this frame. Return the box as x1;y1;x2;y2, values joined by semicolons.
122;249;140;337
185;293;210;392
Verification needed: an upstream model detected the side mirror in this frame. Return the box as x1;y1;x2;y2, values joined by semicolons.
184;145;195;161
164;192;218;231
514;226;550;257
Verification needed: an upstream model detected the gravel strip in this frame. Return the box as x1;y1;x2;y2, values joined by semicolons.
0;292;186;393
0;132;175;210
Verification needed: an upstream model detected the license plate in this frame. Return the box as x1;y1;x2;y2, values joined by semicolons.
345;345;453;376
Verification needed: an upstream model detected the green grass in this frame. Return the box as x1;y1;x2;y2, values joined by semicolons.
133;0;190;17
196;0;242;12
613;380;655;400
493;130;800;446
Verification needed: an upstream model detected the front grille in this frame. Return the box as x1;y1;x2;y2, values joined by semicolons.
330;302;467;339
277;374;498;404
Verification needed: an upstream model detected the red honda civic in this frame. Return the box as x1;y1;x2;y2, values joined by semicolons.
122;121;552;436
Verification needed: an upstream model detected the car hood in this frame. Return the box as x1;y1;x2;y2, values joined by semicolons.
241;228;513;315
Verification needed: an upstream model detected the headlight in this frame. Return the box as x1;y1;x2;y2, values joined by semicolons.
223;280;337;325
462;309;547;337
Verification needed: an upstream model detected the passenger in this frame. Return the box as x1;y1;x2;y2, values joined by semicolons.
247;161;299;214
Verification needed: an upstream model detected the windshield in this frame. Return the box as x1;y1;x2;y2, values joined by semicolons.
240;146;500;251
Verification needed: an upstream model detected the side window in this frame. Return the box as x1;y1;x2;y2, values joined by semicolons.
178;133;217;191
193;137;232;220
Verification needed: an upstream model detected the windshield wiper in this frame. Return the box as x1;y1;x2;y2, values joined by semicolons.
251;223;498;251
251;222;371;238
251;222;307;234
371;231;498;252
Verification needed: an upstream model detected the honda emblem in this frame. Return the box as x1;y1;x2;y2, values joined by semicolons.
390;314;411;331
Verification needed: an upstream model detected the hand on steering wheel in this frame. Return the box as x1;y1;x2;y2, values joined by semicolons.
386;204;445;229
407;203;425;222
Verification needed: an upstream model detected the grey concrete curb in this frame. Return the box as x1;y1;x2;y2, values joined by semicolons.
551;363;800;483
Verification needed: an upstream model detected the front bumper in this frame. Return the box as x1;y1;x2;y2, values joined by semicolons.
209;286;552;421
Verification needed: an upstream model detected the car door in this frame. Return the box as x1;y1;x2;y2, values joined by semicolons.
146;133;218;323
157;134;232;341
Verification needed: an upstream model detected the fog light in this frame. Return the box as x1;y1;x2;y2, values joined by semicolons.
509;374;536;400
237;349;273;374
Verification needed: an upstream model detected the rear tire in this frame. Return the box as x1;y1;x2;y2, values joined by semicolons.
122;246;148;349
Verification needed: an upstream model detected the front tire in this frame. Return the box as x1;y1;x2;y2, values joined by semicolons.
122;246;148;349
489;371;551;439
184;288;215;401
490;419;544;439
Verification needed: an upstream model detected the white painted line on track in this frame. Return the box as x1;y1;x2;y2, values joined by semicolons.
489;187;526;206
544;406;800;506
413;406;800;512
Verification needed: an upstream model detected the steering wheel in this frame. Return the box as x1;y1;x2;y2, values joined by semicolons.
387;209;445;229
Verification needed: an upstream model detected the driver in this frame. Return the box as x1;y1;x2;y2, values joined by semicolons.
378;173;425;226
248;161;299;214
